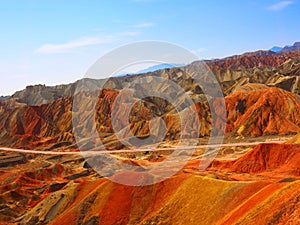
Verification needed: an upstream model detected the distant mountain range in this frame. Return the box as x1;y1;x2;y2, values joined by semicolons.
136;63;184;74
270;41;300;52
270;46;282;52
113;63;184;77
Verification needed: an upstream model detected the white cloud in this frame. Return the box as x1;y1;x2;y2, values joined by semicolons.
130;22;154;28
35;32;140;54
35;37;113;54
267;1;293;11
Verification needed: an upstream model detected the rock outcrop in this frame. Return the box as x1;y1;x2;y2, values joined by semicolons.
225;85;300;136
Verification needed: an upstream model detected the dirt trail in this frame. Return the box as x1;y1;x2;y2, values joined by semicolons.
0;140;285;155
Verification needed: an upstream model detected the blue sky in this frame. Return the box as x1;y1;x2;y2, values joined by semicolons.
1;0;300;95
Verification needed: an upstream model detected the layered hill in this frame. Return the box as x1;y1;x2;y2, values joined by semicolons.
225;84;300;136
0;86;298;150
0;97;74;149
0;84;299;150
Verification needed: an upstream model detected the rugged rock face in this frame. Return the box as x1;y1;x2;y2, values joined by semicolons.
0;97;74;149
0;84;299;150
225;85;300;136
0;155;68;223
209;55;300;95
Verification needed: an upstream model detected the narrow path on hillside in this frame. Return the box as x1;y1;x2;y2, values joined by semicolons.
0;141;285;156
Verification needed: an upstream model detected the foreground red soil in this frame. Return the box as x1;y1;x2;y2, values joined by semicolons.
0;141;299;225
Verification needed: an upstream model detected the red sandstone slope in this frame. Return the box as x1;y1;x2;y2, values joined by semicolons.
4;157;295;225
0;97;74;149
225;86;300;136
0;146;298;225
211;143;300;177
